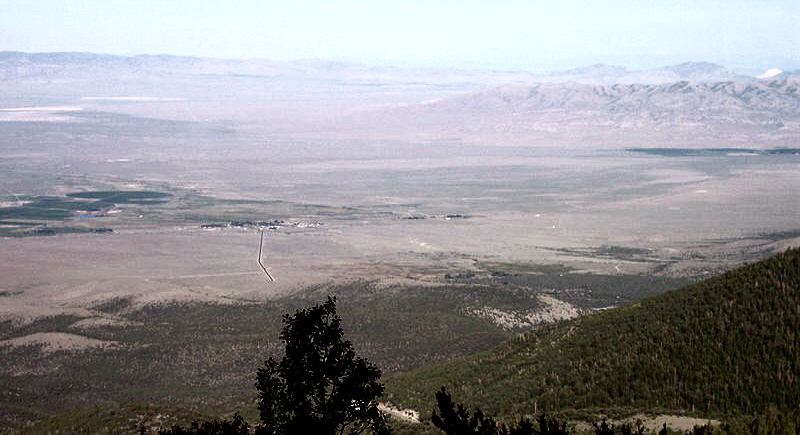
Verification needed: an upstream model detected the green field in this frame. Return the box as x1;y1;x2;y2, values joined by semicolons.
0;190;171;222
66;190;171;206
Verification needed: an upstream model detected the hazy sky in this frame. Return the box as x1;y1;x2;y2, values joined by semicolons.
1;0;798;71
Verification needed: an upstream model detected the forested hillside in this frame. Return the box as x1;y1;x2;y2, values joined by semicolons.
385;248;800;419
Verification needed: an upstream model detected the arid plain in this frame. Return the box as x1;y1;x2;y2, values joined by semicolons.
1;54;799;430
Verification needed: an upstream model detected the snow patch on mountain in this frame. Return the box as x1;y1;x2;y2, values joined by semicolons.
757;68;784;79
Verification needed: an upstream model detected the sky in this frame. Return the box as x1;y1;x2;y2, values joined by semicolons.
1;0;798;71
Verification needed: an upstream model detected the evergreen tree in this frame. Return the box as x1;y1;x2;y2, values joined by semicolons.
256;296;390;435
158;413;250;435
432;387;568;435
432;387;501;434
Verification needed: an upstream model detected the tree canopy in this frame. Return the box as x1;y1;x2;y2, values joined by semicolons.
256;296;390;435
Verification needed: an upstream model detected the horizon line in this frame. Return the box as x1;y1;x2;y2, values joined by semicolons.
1;49;793;76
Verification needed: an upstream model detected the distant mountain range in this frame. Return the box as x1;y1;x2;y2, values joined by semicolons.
0;51;794;87
532;61;753;84
346;76;800;147
1;51;798;148
409;79;800;116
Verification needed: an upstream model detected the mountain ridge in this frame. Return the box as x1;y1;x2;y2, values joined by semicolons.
344;76;800;147
0;51;781;85
3;51;798;148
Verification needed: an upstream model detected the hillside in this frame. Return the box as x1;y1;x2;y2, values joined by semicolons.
440;79;800;117
385;248;800;419
351;77;800;147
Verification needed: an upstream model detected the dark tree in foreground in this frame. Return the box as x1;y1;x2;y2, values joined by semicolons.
531;415;569;435
593;419;645;435
432;387;501;434
432;387;568;435
256;296;390;435
592;418;719;435
158;413;250;435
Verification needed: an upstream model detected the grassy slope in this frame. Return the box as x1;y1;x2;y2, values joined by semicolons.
385;248;800;420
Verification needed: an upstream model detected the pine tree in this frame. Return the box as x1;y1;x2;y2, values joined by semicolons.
256;296;390;435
